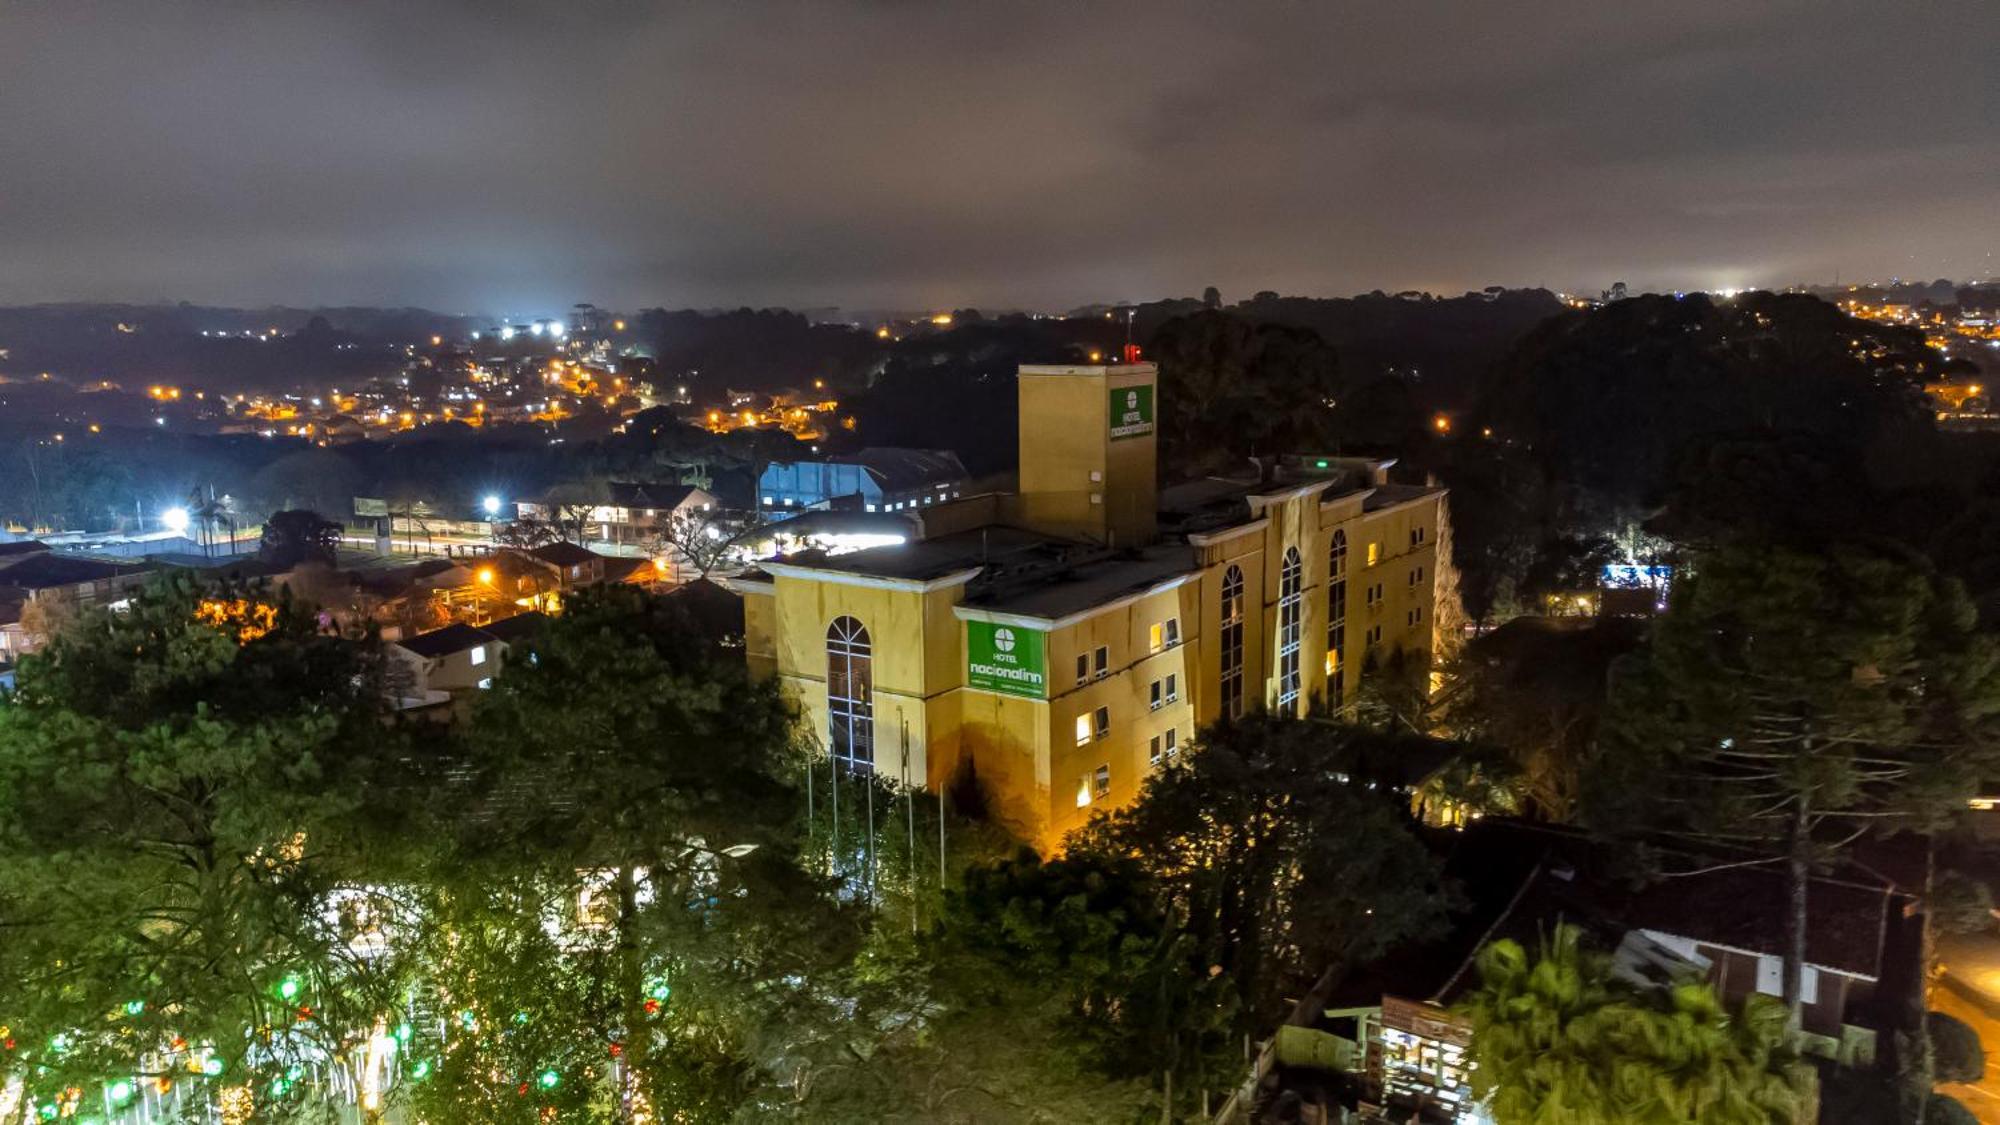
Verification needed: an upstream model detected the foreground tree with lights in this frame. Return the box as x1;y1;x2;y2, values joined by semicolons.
0;574;404;1119
397;584;831;1122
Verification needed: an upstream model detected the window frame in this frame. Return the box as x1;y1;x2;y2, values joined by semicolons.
826;616;875;774
1277;547;1303;713
1220;565;1245;719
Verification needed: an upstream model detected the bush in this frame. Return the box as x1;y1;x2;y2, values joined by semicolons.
1932;1012;1986;1084
1928;1093;1978;1125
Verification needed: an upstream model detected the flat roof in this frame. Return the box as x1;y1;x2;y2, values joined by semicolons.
771;525;1057;583
959;544;1197;622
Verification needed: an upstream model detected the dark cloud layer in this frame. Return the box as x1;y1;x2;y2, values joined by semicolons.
2;1;1994;313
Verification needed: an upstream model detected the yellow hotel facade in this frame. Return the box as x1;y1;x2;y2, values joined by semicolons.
734;363;1444;849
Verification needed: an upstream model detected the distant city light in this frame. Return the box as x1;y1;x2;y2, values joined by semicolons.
482;495;502;516
163;507;190;533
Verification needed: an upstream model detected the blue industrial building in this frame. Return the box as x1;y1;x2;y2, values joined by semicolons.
758;448;969;513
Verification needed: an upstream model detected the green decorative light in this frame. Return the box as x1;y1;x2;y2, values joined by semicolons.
123;1000;145;1016
38;1104;57;1121
277;974;303;1002
512;1011;529;1026
537;1068;560;1089
108;1079;135;1103
202;1057;225;1077
394;1022;414;1044
646;979;671;1002
410;1060;432;1080
459;1010;477;1030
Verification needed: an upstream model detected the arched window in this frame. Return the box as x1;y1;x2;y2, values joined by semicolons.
827;616;874;774
1278;548;1303;713
1219;565;1245;720
1327;531;1348;698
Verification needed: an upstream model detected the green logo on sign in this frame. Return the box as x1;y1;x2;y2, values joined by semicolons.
1110;384;1154;441
967;620;1047;699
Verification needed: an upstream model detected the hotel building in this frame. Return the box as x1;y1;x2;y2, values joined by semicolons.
733;363;1444;848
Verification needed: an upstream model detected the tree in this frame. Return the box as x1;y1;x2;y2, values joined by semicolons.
929;850;1233;1111
1148;311;1346;479
1068;716;1456;1030
0;574;401;1117
1201;286;1222;310
409;584;814;1120
651;506;744;580
1440;617;1645;822
1460;925;1805;1125
494;517;562;550
1929;1012;1984;1084
260;507;345;568
1591;543;2000;1026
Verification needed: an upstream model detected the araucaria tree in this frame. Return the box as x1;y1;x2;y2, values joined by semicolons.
1593;543;2000;1025
1462;925;1804;1125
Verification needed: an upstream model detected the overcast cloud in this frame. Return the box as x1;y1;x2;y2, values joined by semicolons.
1;1;1994;313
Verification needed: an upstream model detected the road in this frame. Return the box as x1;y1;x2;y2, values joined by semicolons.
1934;933;2000;1122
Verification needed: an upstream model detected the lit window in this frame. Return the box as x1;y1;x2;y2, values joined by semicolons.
865;504;877;512
1075;715;1092;747
1076;773;1092;807
1094;706;1110;740
762;496;774;506
1093;646;1109;678
1278;547;1303;713
1367;542;1381;567
1149;622;1165;651
827;617;875;775
469;645;487;666
477;677;493;689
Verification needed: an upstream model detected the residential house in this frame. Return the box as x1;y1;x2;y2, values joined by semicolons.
0;544;153;662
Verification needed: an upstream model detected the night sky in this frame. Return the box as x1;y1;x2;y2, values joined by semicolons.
3;1;1994;313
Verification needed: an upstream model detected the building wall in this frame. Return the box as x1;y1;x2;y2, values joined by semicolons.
1016;364;1157;547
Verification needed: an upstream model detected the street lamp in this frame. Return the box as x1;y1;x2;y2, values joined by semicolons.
162;507;190;534
482;495;502;517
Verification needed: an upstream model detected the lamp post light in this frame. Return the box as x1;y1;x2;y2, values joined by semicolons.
162;507;190;535
482;495;502;518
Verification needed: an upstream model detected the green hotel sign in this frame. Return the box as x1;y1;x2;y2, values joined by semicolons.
1109;384;1154;441
966;620;1048;699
